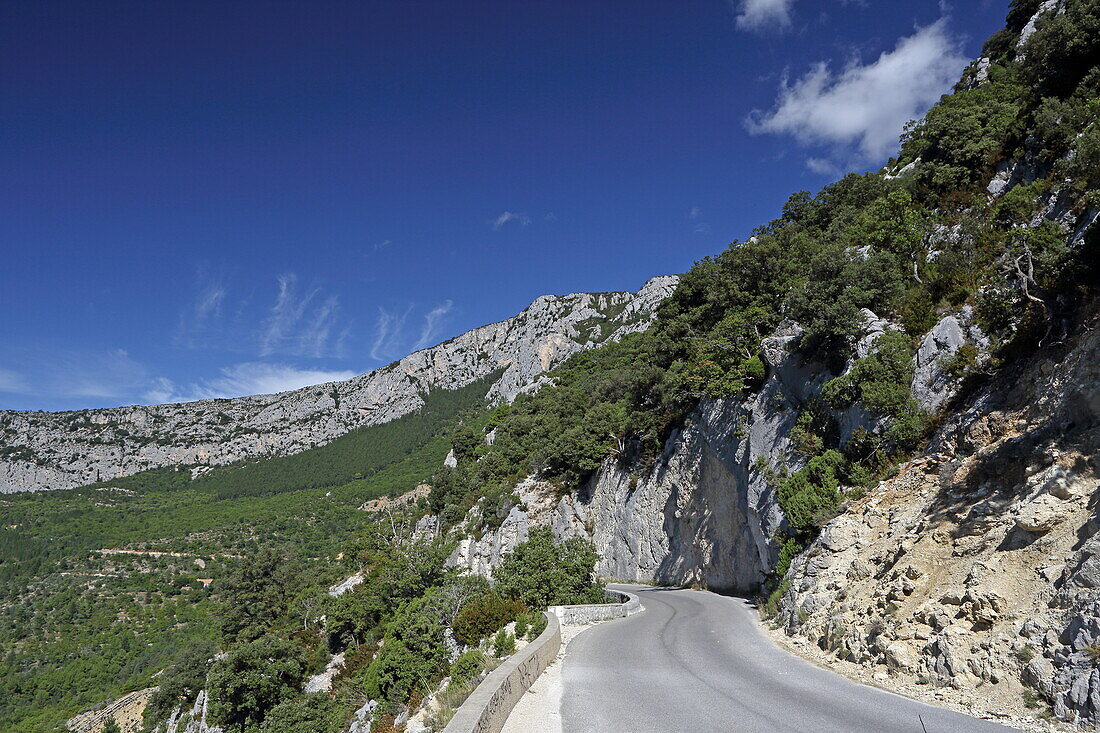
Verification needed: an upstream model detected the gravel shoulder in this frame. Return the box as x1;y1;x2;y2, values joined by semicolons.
500;623;597;733
761;620;1064;733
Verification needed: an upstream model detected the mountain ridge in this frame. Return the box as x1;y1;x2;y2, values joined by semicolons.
0;275;677;493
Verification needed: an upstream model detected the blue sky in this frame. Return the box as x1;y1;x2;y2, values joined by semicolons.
0;0;1009;411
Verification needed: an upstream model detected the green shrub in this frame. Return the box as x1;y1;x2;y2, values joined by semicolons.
995;180;1047;225
207;636;308;731
452;592;525;646
789;401;836;457
742;354;767;391
821;333;927;450
448;649;487;687
361;591;451;704
778;450;845;535
492;629;516;658
1018;0;1100;98
259;693;345;733
513;610;547;641
899;71;1024;191
492;528;603;609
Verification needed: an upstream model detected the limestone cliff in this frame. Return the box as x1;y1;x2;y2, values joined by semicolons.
0;276;677;493
449;311;937;592
776;310;1100;726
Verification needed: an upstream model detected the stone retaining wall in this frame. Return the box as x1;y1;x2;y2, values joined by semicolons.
549;588;641;624
443;611;562;733
444;589;643;733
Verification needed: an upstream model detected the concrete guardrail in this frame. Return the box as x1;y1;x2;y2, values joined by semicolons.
549;587;642;624
443;587;643;733
443;611;562;733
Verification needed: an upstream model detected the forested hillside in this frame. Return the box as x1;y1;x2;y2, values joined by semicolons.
0;378;497;730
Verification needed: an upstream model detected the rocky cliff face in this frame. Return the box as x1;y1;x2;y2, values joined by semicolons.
0;276;677;494
776;311;1100;725
449;310;970;592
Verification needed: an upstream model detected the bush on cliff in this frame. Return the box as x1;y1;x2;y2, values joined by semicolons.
493;528;603;609
452;591;525;646
207;636;308;731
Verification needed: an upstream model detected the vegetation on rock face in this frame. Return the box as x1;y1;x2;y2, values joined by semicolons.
420;0;1100;612
143;640;217;726
258;694;346;733
493;528;604;609
206;636;309;730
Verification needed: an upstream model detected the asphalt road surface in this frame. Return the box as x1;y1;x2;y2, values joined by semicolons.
561;585;1016;733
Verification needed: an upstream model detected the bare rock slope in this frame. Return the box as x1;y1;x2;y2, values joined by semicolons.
0;276;677;493
777;311;1100;726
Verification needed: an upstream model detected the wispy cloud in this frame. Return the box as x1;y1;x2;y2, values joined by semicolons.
0;367;29;394
0;348;152;403
175;270;227;349
688;207;711;234
746;19;967;169
144;362;358;404
370;305;413;361
806;157;842;176
731;0;795;33
415;300;454;350
372;239;392;251
490;211;531;230
259;274;345;358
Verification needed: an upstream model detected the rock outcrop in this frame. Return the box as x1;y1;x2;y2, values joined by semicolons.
451;316;901;592
777;315;1100;725
0;276;677;493
67;687;156;733
158;690;222;733
911;307;989;412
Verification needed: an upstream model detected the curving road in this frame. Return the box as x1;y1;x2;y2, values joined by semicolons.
561;585;1016;733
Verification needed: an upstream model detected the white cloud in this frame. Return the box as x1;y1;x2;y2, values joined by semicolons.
732;0;795;33
490;211;531;230
688;207;710;233
746;19;967;167
415;300;454;350
0;347;151;403
195;282;225;323
175;272;227;348
145;362;358;404
806;157;842;176
0;367;29;394
370;305;412;361
259;274;344;358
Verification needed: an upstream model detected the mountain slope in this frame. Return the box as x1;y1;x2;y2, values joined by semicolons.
440;0;1100;727
0;276;676;494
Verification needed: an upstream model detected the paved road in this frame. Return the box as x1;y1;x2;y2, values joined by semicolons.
561;585;1016;733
